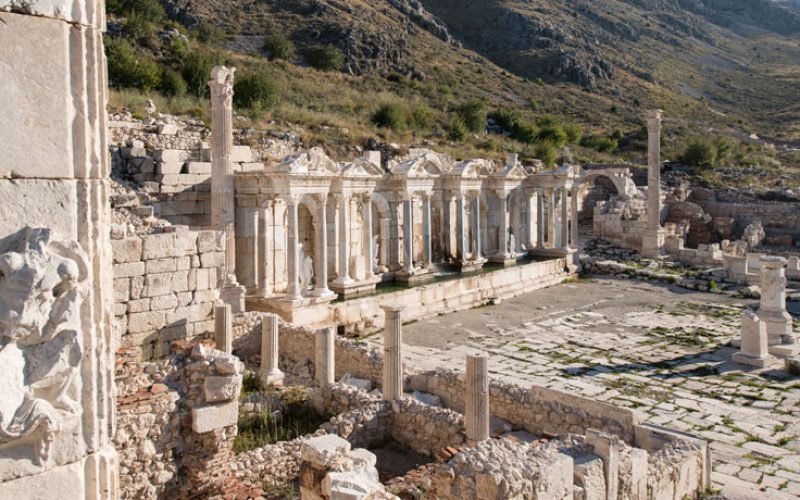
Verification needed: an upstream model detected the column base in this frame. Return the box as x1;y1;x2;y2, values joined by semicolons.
396;267;434;285
330;277;379;298
641;230;666;258
310;288;338;300
489;253;517;266
260;369;285;386
732;352;776;368
442;258;486;274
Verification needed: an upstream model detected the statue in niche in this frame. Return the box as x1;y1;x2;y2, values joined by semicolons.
298;243;314;290
0;227;87;465
508;231;516;255
372;235;380;274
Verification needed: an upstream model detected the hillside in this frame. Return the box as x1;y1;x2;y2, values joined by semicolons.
105;0;800;187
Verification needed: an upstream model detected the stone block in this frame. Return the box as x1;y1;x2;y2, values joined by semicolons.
112;238;143;263
156;162;184;175
114;261;145;279
158;123;178;135
231;145;252;163
153;149;188;163
128;311;166;334
114;278;130;303
128;299;151;313
203;375;242;403
150;294;178;311
322;470;384;500
301;435;351;468
142;233;179;260
191;400;238;433
187;162;212;174
146;258;177;274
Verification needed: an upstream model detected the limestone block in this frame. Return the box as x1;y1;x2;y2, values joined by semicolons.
153;149;188;163
158;123;178;135
142;233;179;260
156;162;184;175
203;375;242;403
114;278;130;303
191;400;238;433
128;311;166;334
238;162;265;172
146;257;178;274
573;455;605;500
231;145;252;163
322;470;385;500
150;294;178;311
187;162;212;174
301;435;352;468
341;373;372;392
114;261;145;278
112;238;143;263
127;298;150;313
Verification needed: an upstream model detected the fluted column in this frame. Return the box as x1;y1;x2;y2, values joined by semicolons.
545;188;555;248
561;188;570;250
314;327;335;387
473;194;482;259
456;193;467;260
466;352;490;446
402;195;415;273
571;187;579;248
647;110;663;231
259;203;272;297
260;313;283;385
526;191;536;250
389;200;401;271
285;196;302;300
496;191;510;259
381;305;404;401
334;193;353;286
537;189;545;249
209;66;237;278
422;194;432;268
313;194;332;297
363;194;375;279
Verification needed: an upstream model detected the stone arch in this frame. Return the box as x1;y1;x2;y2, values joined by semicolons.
577;170;636;224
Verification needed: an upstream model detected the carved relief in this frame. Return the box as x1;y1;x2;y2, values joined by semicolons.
0;227;87;465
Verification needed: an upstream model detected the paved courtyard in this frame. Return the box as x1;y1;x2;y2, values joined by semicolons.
368;276;800;499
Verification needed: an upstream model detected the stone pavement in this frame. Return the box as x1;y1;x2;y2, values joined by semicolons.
368;277;800;499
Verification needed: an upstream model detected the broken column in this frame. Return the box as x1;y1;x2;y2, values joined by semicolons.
465;352;490;446
641;109;666;258
315;327;336;387
214;303;232;353
381;305;404;401
586;428;621;500
209;66;237;275
732;311;775;367
299;435;388;500
259;313;284;385
759;256;795;348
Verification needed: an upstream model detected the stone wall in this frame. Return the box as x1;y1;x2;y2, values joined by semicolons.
112;227;227;355
390;398;465;456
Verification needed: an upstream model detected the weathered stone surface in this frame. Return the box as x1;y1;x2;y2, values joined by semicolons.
203;375;242;403
191;400;238;433
300;435;352;468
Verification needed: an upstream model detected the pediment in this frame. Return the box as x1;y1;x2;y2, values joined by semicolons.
276;147;341;176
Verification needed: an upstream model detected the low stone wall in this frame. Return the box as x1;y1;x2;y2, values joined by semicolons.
390;397;465;456
112;227;227;356
333;258;568;334
593;199;649;251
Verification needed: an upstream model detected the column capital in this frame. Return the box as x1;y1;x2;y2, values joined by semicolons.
646;109;663;131
362;192;373;203
316;192;329;205
208;66;235;104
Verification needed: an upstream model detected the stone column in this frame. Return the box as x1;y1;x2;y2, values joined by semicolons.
759;256;794;346
422;194;432;268
526;191;536;250
209;66;237;277
456;193;467;260
496;192;510;259
313;194;332;297
260;313;284;385
402;195;415;273
466;352;490;446
235;206;259;288
380;217;390;270
561;188;570;250
0;4;117;494
537;189;545;249
333;194;352;286
642;109;666;257
473;194;482;259
314;327;336;387
214;303;232;353
285;196;302;300
388;200;401;271
363;194;375;279
381;305;404;401
571;187;579;248
259;203;272;297
545;188;555;248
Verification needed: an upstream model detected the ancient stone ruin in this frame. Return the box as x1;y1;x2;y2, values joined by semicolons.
2;2;800;498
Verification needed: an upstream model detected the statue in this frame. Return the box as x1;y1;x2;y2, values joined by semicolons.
372;235;380;274
508;231;516;255
298;243;314;290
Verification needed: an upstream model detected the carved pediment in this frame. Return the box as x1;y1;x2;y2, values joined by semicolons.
451;159;494;178
341;157;383;177
277;147;341;176
0;227;87;465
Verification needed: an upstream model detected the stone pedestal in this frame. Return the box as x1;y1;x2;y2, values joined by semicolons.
260;313;284;385
758;256;795;348
214;304;232;353
641;229;666;259
465;352;490;446
315;327;336;387
732;312;775;368
381;305;404;401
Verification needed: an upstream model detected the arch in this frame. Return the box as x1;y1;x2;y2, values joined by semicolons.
579;170;636;197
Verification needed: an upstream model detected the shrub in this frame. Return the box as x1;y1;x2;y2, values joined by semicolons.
564;124;582;145
581;135;619;153
510;120;538;144
121;0;166;23
194;22;225;46
457;99;487;133
680;138;716;169
181;50;220;97
122;11;155;42
714;137;734;166
166;36;189;63
263;35;295;61
372;102;409;132
409;104;435;131
233;72;279;111
488;109;518;131
105;37;161;91
536;124;568;148
448;116;468;141
304;44;343;71
159;67;187;96
534;142;558;166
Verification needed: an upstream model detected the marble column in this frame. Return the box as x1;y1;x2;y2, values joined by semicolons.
314;327;336;387
571;187;579;248
537;189;545;249
456;193;467;260
402;196;415;273
496;192;510;258
389;200;401;271
214;304;232;353
334;194;353;286
422;194;432;268
465;352;490;446
363;194;375;279
561;188;570;250
285;196;302;300
381;305;404;401
526;191;536;250
209;66;237;277
759;256;794;346
380;217;390;270
646;109;663;231
260;313;284;385
473;194;482;259
259;203;272;297
545;188;555;248
313;194;332;297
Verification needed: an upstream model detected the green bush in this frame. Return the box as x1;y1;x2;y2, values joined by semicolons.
457;99;487;133
122;11;155;42
159;67;187;96
233;72;279;111
181;50;220;97
409;104;435;131
488;109;518;131
105;37;161;91
448;116;468;141
263;35;296;61
372;102;409;132
581;135;619;153
564;124;582;145
680;138;716;169
534;142;558;166
536;124;568;148
166;36;189;63
304;44;344;71
194;22;225;46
